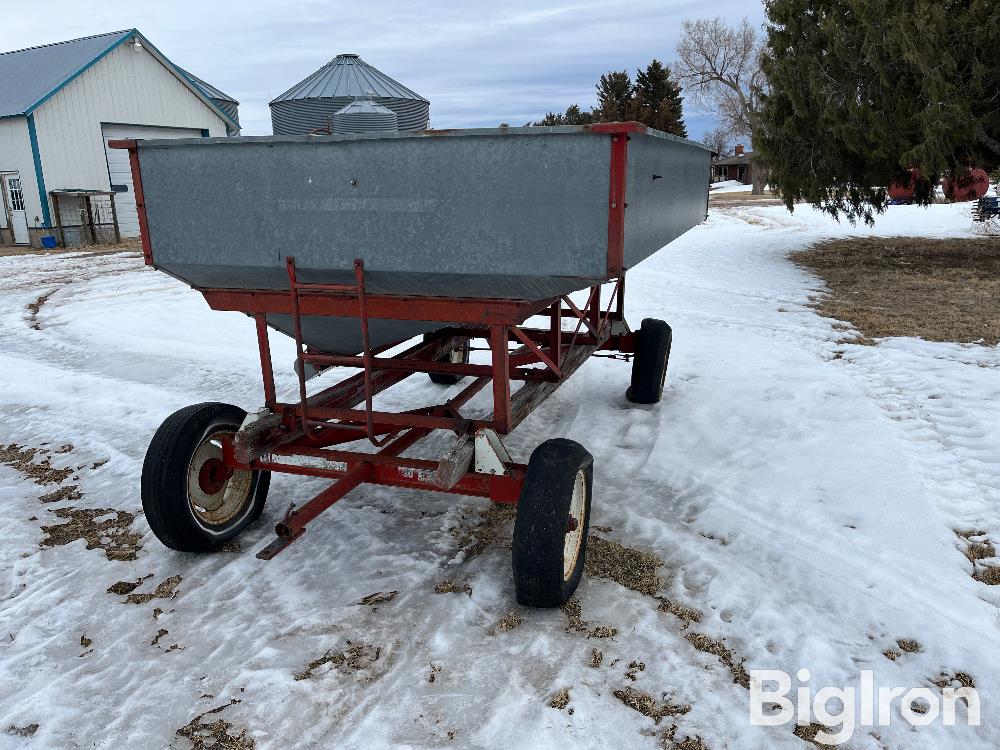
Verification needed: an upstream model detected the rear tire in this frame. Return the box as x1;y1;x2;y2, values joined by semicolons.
512;439;593;608
141;402;269;552
626;319;672;404
426;335;470;385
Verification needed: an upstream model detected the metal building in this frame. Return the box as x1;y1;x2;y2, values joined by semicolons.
270;53;429;135
179;68;241;136
0;29;238;247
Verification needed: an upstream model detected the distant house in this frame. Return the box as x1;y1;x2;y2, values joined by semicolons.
711;144;753;184
0;29;239;248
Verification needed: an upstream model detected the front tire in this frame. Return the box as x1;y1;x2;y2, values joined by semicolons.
626;318;672;404
141;402;269;552
512;439;593;607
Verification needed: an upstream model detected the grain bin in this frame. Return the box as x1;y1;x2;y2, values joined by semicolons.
270;53;428;135
332;97;398;134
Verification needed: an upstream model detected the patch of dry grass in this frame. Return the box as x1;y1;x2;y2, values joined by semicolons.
176;699;253;750
548;688;571;710
294;641;382;680
974;566;1000;585
0;443;75;486
487;611;523;636
685;633;750;689
613;686;690;725
657;597;703;625
793;236;1000;345
562;598;618;639
40;508;140;561
117;575;182;604
433;579;472;596
357;591;397;606
584;534;662;596
452;503;517;561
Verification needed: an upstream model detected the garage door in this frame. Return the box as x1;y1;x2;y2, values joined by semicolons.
103;124;203;238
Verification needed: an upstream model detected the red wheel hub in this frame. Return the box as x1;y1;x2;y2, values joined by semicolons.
198;457;233;495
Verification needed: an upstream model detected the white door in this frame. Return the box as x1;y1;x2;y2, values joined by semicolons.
4;174;29;245
102;124;204;238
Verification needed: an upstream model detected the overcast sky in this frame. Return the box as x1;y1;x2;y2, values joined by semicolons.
4;0;765;140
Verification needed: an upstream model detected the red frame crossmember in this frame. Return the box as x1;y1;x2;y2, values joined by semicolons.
229;271;634;559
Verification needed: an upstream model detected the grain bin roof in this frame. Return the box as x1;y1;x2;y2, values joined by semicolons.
0;29;239;132
270;53;428;104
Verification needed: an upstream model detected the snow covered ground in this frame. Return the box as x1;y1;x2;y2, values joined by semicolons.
709;179;753;194
1;201;998;749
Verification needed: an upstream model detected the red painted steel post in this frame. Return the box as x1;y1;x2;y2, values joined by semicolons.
589;285;601;331
490;324;511;433
549;300;562;370
606;133;629;277
122;142;153;265
255;314;277;408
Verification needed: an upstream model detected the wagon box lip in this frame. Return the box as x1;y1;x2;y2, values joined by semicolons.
107;121;714;152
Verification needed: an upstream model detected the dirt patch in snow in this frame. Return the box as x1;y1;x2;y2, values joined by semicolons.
7;723;39;737
562;598;618;638
0;443;76;487
793;722;831;747
433;579;472;596
294;641;383;681
487;611;523;636
112;575;182;604
548;688;571;710
793;236;1000;346
589;648;604;668
932;671;976;690
884;638;921;661
584;534;663;596
452;503;516;561
176;699;253;750
107;574;153;595
613;685;690;724
27;289;57;329
684;633;750;689
657;597;702;625
40;507;141;561
974;566;1000;585
358;590;397;606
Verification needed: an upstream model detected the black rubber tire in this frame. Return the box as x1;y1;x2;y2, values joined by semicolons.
512;438;594;608
426;335;470;385
141;402;270;552
626;318;672;404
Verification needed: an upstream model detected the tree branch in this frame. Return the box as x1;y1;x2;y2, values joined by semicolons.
976;125;1000;157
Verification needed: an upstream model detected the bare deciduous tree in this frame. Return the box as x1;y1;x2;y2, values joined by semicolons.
676;18;767;193
702;125;735;158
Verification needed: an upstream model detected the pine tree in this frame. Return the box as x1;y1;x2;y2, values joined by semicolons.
757;0;1000;223
632;60;687;137
595;71;634;122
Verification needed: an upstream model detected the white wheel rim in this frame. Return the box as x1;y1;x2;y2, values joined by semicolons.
563;470;587;580
186;430;254;526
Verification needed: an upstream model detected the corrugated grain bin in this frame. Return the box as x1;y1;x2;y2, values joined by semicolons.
270;53;428;135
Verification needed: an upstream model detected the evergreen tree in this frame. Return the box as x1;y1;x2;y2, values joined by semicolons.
757;0;1000;223
632;60;687;137
531;104;597;126
595;71;634;121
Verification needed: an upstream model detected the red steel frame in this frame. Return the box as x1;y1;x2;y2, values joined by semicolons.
109;123;644;560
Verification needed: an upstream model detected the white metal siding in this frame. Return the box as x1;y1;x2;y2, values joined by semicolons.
0;117;42;229
31;41;227;230
102;124;202;237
